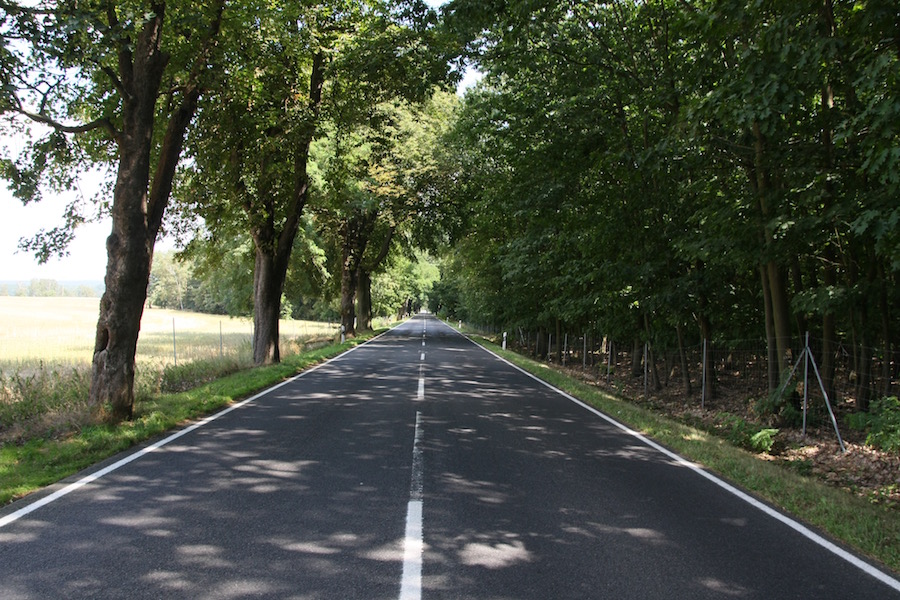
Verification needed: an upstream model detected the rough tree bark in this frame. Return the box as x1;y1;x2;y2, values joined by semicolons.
249;53;324;365
356;226;395;332
340;241;362;337
760;265;779;394
356;269;373;332
338;210;378;337
91;2;224;422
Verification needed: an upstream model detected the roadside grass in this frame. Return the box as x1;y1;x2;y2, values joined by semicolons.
0;333;376;507
470;335;900;575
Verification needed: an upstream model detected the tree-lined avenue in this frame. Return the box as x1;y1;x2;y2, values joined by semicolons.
0;315;896;598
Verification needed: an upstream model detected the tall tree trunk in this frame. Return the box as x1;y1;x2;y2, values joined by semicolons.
676;322;692;396
631;338;643;378
818;0;838;403
698;313;715;400
821;250;837;401
91;4;224;422
555;318;562;364
753;121;793;383
857;333;872;412
790;259;808;336
356;268;373;332
249;53;324;364
252;249;283;364
767;260;794;377
694;261;716;399
879;265;893;398
340;243;360;337
643;313;661;391
761;265;779;394
92;155;155;422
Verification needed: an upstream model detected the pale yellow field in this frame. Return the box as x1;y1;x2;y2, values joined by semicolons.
0;297;338;369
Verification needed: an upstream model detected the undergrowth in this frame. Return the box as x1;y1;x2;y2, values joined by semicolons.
466;333;900;576
0;335;334;445
847;397;900;453
0;332;374;506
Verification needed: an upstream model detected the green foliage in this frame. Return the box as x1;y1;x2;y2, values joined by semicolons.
755;390;805;428
372;252;440;316
718;413;780;454
847;397;900;453
149;245;256;317
437;0;900;406
749;428;780;454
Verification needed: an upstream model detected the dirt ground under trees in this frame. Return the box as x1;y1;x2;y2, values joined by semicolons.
551;359;900;510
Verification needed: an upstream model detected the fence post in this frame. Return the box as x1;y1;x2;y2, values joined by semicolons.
803;332;810;437
172;318;178;367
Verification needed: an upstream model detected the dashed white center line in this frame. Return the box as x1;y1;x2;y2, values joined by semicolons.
417;365;425;401
399;411;425;600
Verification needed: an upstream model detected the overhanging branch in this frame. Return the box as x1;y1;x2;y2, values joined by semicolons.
15;104;118;138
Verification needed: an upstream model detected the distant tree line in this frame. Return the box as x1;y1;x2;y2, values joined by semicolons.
0;279;99;298
147;246;439;324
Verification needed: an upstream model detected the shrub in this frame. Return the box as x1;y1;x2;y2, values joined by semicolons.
0;364;93;442
719;414;779;454
749;428;779;453
755;388;805;428
847;397;900;453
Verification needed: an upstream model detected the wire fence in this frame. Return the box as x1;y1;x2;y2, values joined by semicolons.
1;306;340;374
473;324;898;416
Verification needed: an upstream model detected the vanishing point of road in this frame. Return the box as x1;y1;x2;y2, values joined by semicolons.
1;315;897;599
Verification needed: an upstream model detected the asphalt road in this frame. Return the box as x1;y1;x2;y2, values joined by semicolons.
0;315;897;599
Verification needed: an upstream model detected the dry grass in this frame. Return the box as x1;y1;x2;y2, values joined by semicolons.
0;296;337;370
0;296;339;443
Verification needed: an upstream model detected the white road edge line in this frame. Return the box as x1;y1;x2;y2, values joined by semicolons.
400;411;425;600
444;320;900;593
0;324;400;529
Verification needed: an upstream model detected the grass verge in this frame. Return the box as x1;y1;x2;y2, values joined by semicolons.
0;333;377;507
471;336;900;576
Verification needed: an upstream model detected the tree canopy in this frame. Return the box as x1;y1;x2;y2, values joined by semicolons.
433;0;900;410
4;0;899;423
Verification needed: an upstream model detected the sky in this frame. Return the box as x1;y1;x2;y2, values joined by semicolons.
1;1;481;283
1;172;114;282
